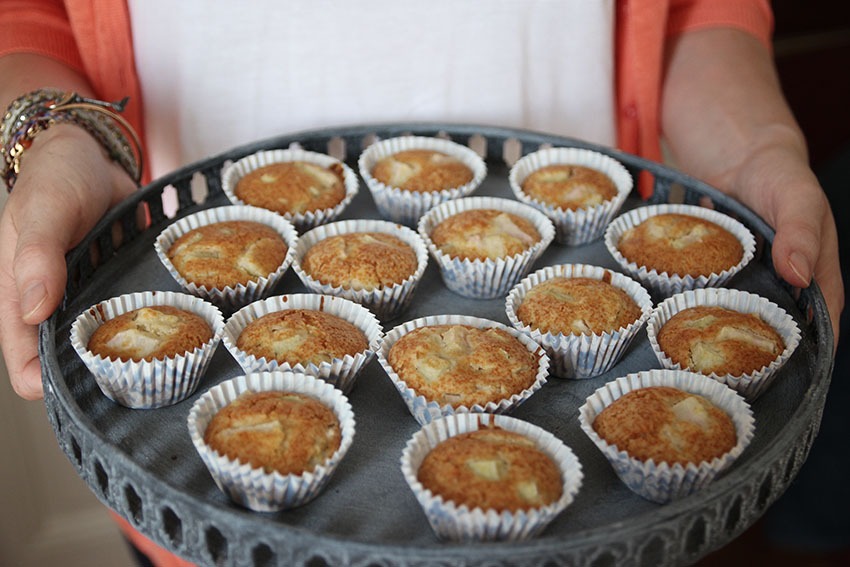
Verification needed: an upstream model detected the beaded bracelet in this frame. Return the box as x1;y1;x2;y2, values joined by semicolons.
1;89;144;190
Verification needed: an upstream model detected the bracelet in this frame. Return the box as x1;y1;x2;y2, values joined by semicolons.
1;89;144;190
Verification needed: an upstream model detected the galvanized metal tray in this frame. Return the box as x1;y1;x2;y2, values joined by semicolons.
40;124;833;566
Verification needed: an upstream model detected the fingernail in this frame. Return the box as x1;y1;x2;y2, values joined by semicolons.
788;252;811;285
21;281;47;319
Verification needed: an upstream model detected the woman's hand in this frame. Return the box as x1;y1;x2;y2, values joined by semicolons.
0;124;137;399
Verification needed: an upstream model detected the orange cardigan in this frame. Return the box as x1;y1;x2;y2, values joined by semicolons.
0;1;772;565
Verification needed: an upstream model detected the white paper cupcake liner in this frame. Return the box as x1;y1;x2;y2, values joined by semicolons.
154;205;299;312
508;147;633;246
377;314;549;425
220;148;359;232
400;413;583;542
357;135;488;227
645;288;802;400
221;293;383;394
187;371;356;512
505;264;653;379
578;369;755;503
417;196;556;299
291;219;429;320
604;204;757;297
69;291;225;409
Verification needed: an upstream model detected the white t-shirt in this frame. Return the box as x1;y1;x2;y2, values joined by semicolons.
129;1;616;177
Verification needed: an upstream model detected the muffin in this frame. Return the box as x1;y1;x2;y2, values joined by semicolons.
429;208;541;261
386;323;540;409
187;371;356;511
300;232;418;291
166;220;288;289
417;425;563;512
515;277;642;336
70;291;225;409
235;161;346;215
371;149;474;192
592;386;737;466
604;204;756;297
508;147;632;245
400;413;583;542
204;390;342;476
358;136;487;226
235;309;370;367
578;369;755;503
292;219;430;320
505;264;653;379
417;196;555;299
646;288;802;399
221;149;359;231
521;164;618;211
616;213;744;277
656;306;785;377
87;305;213;362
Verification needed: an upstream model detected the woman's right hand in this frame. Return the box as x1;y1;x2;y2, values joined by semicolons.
0;123;137;399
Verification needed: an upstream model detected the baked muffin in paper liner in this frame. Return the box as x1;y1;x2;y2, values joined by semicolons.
505;263;653;379
578;369;755;504
70;290;225;409
508;146;632;246
646;287;802;400
417;196;555;299
400;413;583;542
357;135;487;227
220;148;359;232
187;371;355;512
222;293;383;394
604;203;757;298
154;205;299;312
376;314;549;426
291;218;429;321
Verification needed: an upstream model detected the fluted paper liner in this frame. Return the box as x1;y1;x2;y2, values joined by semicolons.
400;413;583;542
604;204;756;297
505;263;653;379
508;147;632;246
220;148;359;232
417;196;556;299
291;218;429;320
187;371;356;512
377;314;549;425
578;369;755;503
646;288;802;400
154;205;299;312
222;294;383;393
70;291;225;409
358;135;487;227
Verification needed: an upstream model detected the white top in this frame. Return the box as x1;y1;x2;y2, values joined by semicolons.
129;0;616;177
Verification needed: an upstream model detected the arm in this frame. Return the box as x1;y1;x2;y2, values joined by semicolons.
0;54;137;399
660;28;843;346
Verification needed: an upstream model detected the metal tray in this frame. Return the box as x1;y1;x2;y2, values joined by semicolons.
40;124;833;566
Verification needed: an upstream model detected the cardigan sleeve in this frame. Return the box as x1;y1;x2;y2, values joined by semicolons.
0;0;85;72
667;0;774;49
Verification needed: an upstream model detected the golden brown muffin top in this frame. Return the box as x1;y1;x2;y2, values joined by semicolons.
521;164;618;211
87;305;213;362
593;386;737;465
516;277;642;335
657;305;785;377
235;161;346;215
429;209;541;261
617;213;743;277
387;324;538;408
371;150;474;192
236;309;369;367
301;232;418;290
417;426;563;512
204;390;341;476
167;220;288;289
